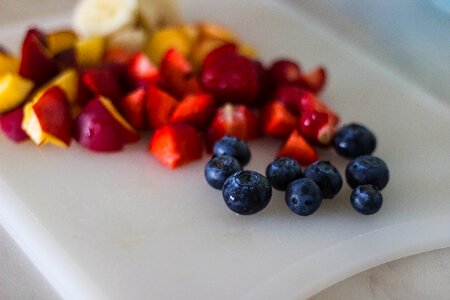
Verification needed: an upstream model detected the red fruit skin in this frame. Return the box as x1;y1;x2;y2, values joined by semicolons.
103;47;135;65
299;66;327;94
0;107;28;142
268;59;301;88
149;123;203;169
127;52;159;89
160;48;201;98
253;60;271;106
19;28;60;85
146;85;179;130
277;129;317;166
120;88;147;130
202;43;238;68
206;103;260;149
33;86;72;145
54;48;77;69
299;91;339;126
273;85;304;116
262;101;296;139
81;65;123;103
170;93;216;129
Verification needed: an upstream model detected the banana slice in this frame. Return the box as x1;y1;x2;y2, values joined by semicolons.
107;26;147;52
73;0;138;38
138;0;181;32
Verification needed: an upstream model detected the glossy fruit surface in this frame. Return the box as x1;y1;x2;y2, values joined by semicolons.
204;155;242;190
304;161;342;199
285;178;322;216
346;155;389;190
265;157;303;191
333;123;376;159
212;135;251;166
350;184;383;215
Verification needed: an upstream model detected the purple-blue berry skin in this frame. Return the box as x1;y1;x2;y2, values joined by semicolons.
304;161;342;199
222;170;272;215
333;123;376;159
285;178;322;216
351;185;383;215
205;155;242;190
346;155;389;190
213;136;251;166
265;157;303;191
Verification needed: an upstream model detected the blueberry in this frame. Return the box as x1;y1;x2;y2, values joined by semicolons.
350;185;383;215
222;170;272;215
265;157;303;191
332;123;376;159
213;136;251;166
346;155;389;190
204;155;242;190
303;161;342;199
285;178;322;216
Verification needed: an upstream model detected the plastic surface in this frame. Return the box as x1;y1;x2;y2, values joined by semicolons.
1;0;450;299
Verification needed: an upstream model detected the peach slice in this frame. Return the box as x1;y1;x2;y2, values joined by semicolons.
0;53;19;76
35;69;78;105
22;86;72;147
145;27;191;66
47;30;78;55
75;36;105;67
0;73;34;113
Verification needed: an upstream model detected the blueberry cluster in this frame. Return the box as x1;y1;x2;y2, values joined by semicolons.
205;123;389;216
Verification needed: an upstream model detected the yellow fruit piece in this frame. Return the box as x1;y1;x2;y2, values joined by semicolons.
190;38;225;70
198;22;236;43
239;43;257;58
145;27;191;66
0;73;34;113
35;69;78;105
76;36;105;67
0;54;19;76
47;30;78;55
99;96;136;132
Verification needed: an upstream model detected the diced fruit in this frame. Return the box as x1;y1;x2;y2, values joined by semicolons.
262;101;296;139
145;27;191;66
222;170;272;215
81;65;123;102
74;96;139;152
19;28;60;85
285;178;322;216
298;110;334;146
106;27;146;53
36;69;78;105
0;106;28;142
127;52;159;89
201;45;259;105
238;44;257;59
268;59;301;88
198;22;236;43
299;66;326;94
350;185;383;215
170;93;215;129
149;123;203;169
54;48;77;69
146;84;178;129
120;88;147;130
76;36;106;67
212;136;251;167
265;157;303;191
0;73;34;113
273;85;304;115
206;103;260;149
47;30;78;55
190;38;225;70
277;129;317;166
159;48;201;97
103;47;135;64
304;161;342;199
298;91;339;126
204;155;242;190
22;86;72;147
202;43;237;68
0;53;19;76
332;123;377;159
345;155;389;190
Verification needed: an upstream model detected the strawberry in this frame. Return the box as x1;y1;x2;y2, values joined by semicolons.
80;64;123;103
146;84;179;130
206;103;260;149
120;88;147;130
127;52;159;89
170;93;216;129
299;66;327;94
262;101;296;139
160;48;201;98
149;123;203;169
273;85;304;116
268;59;301;88
277;129;317;166
202;43;238;68
103;47;135;65
298;90;339;126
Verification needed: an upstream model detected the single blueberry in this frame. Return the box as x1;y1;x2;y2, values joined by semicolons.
303;161;342;199
332;123;376;159
222;170;272;215
350;185;383;215
265;157;303;191
213;136;251;166
204;155;242;190
346;155;389;190
285;178;322;216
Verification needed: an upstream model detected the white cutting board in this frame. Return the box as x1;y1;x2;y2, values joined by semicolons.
1;0;450;299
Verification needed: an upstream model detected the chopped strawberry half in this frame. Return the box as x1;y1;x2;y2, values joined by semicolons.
299;66;327;94
0;106;28;142
268;59;301;88
262;101;296;139
146;84;179;130
120;88;147;130
149;123;203;169
273;85;304;116
170;93;216;129
277;129;317;166
299;90;339;126
81;65;123;103
127;52;159;89
206;103;260;149
103;47;135;64
160;48;201;98
299;110;334;145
